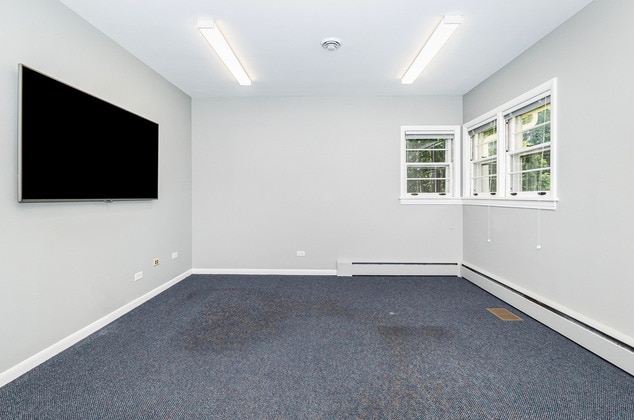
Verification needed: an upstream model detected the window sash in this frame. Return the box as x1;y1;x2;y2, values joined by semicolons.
469;120;498;194
504;92;552;195
509;147;551;194
404;132;453;194
471;130;498;161
509;169;551;194
401;125;460;201
462;79;555;203
406;163;451;194
506;100;551;152
405;137;451;164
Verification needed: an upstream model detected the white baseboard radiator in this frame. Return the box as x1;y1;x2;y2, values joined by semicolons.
461;263;634;376
336;260;459;277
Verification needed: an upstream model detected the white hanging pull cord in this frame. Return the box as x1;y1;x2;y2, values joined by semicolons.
536;207;542;250
487;199;492;243
449;205;454;230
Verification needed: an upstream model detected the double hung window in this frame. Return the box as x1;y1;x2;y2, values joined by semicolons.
469;120;498;196
400;126;460;203
463;79;556;208
505;96;551;196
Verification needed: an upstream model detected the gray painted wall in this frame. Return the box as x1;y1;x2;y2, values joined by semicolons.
192;96;463;271
4;0;631;381
462;0;634;345
0;0;192;372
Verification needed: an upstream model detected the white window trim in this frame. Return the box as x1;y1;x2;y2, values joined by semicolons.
462;197;557;210
400;125;461;205
468;116;499;198
462;79;558;210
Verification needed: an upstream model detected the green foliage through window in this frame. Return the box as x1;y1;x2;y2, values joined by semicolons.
510;102;551;193
404;133;453;195
463;82;555;201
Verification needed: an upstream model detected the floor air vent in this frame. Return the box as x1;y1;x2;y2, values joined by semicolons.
486;308;523;321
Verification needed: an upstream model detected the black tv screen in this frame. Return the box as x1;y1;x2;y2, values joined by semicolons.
18;64;159;202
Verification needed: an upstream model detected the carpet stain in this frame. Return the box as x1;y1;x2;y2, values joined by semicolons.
342;325;456;416
178;289;367;354
180;291;294;353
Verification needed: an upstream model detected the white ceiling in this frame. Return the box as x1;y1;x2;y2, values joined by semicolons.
58;0;594;98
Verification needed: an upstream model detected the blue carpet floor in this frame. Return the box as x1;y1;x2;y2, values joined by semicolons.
1;275;633;419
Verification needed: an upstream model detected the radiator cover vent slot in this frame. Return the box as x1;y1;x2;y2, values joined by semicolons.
336;260;459;277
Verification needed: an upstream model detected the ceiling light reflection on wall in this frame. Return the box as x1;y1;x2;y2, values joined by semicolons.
197;19;251;86
401;15;462;85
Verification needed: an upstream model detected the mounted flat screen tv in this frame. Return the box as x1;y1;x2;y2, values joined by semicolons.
18;64;159;202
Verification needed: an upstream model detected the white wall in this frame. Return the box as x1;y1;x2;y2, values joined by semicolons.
0;0;192;373
462;0;634;347
5;0;631;384
192;96;463;272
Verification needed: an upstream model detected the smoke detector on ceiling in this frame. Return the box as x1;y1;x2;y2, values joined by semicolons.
321;38;342;52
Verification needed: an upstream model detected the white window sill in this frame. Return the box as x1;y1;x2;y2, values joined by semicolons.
399;196;558;210
462;197;557;210
399;197;463;205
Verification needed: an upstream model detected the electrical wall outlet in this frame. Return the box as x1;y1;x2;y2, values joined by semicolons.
134;271;143;281
296;251;306;257
153;258;160;267
172;252;178;259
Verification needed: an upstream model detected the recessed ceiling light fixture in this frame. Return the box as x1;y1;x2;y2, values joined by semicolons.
321;37;342;52
401;15;462;85
197;19;251;86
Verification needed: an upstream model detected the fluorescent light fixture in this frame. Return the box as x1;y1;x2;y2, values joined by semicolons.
401;15;462;85
197;19;251;86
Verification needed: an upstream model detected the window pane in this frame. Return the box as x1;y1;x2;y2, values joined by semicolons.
470;122;498;196
406;139;446;150
407;167;446;179
511;169;550;192
406;138;447;163
473;161;497;194
406;165;447;194
511;149;551;192
407;179;447;194
511;104;551;150
474;126;497;159
522;123;550;147
473;176;497;194
406;149;446;163
488;176;497;193
520;149;550;171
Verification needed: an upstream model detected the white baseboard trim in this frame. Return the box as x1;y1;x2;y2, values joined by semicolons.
192;268;337;276
337;260;460;277
461;263;634;376
0;270;192;388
